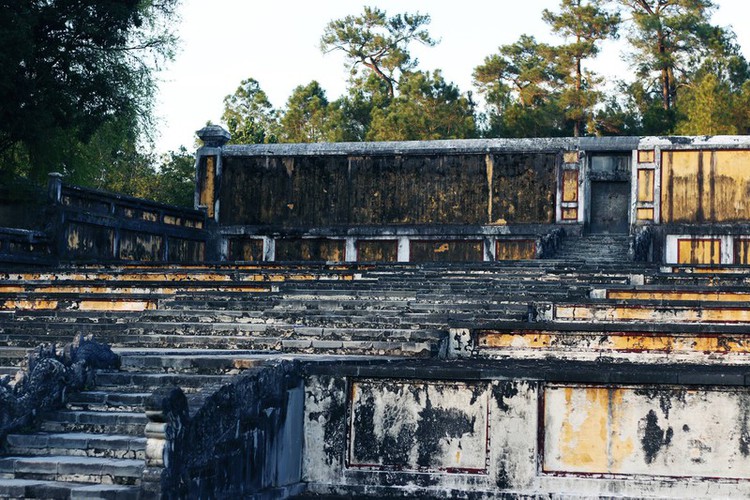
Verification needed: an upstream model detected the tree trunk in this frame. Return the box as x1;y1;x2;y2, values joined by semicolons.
364;60;395;98
575;54;582;137
658;34;670;110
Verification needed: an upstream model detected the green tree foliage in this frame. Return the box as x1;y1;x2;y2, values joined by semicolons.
674;73;737;135
279;81;340;143
153;147;196;207
337;74;393;141
474;36;568;137
543;0;620;136
221;78;279;144
0;0;178;183
320;6;436;98
618;0;718;114
368;71;476;141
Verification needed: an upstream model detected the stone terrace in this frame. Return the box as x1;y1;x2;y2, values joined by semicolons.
2;259;750;497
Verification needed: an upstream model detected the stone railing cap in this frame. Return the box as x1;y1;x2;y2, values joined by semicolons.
196;125;231;148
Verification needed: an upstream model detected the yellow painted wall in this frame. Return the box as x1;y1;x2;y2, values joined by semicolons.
677;238;720;265
662;150;750;222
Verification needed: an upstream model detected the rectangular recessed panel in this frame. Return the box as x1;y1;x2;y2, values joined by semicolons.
496;239;536;260
478;330;750;354
348;380;489;473
199;156;216;218
562;169;579;202
638;150;655;163
637;208;654;221
735;239;750;265
168;238;205;262
637;169;655;202
410;240;483;262
562;208;578;221
275;238;346;262
357;240;398;262
563;152;579;164
229;238;264;261
66;223;114;259
119;231;164;261
677;238;720;265
662;150;750;222
544;385;750;479
554;304;750;323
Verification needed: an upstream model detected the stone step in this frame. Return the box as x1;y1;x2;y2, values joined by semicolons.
0;456;143;486
544;302;750;324
0;330;447;355
93;371;229;391
66;391;150;412
39;411;147;437
0;478;140;500
5;433;146;460
0;366;20;377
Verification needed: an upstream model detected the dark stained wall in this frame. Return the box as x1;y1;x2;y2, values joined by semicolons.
219;152;558;226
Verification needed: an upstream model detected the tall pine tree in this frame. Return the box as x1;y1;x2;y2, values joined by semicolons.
543;0;620;136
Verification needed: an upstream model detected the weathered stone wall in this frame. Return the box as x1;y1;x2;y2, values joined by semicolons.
145;360;305;499
218;152;557;227
302;360;750;498
48;176;210;263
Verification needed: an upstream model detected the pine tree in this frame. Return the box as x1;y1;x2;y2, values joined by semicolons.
618;0;717;113
543;0;620;136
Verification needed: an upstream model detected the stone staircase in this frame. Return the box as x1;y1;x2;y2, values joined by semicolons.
553;233;630;263
0;347;272;498
3;260;750;497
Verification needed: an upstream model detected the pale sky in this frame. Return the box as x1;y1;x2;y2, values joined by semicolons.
152;1;750;155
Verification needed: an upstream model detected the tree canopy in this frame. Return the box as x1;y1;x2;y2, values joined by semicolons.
320;6;436;98
7;1;750;207
543;0;620;136
0;0;179;183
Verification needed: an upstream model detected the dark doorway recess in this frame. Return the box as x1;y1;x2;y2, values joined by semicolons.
589;181;630;233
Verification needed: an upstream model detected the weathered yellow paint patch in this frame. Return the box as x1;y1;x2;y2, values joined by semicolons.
480;331;750;353
637;169;654;203
663;149;750;222
562;169;578;202
78;300;156;311
435;243;450;253
1;300;59;310
200;156;216;218
608;389;634;470
557;387;608;470
607;290;750;302
357;240;398;262
496;240;536;261
548;387;635;474
562;208;578;220
638;150;655;163
563;151;579;164
556;304;750;323
481;333;553;348
636;208;654;221
677;238;721;265
735;239;750;265
485;154;494;223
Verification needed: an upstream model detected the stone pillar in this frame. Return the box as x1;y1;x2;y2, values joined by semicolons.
195;125;231;261
46;172;65;262
195;125;231;221
47;172;63;204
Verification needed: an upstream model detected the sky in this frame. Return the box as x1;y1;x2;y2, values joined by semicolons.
152;0;750;155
